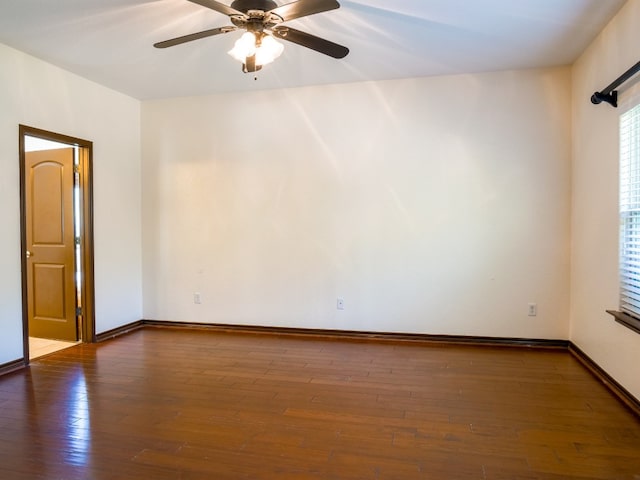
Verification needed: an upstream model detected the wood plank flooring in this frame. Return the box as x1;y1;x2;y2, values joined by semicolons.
0;327;639;479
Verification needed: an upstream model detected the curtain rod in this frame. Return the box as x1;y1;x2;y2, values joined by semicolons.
591;60;640;108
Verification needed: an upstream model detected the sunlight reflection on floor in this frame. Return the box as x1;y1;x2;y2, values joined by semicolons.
29;337;78;360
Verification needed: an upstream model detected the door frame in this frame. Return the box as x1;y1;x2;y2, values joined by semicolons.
19;125;96;363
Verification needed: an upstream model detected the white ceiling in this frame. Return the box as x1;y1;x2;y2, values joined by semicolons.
0;0;626;100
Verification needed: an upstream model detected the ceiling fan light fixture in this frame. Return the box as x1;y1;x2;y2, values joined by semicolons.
256;34;284;65
228;31;283;68
228;31;257;61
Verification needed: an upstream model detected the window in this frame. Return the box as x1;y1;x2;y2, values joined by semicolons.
615;101;640;333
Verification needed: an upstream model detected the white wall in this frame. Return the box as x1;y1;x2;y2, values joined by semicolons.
0;43;143;365
571;0;640;400
142;67;572;339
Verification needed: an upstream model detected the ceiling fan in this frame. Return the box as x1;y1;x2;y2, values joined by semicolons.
154;0;349;73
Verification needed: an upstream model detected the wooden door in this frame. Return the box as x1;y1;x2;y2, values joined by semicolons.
25;148;77;341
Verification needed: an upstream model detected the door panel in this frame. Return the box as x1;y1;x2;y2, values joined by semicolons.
26;148;77;341
33;264;67;319
32;162;65;244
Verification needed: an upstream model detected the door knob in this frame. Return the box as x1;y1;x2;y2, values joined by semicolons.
26;250;32;258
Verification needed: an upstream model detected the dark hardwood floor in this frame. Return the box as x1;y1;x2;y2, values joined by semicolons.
0;327;639;479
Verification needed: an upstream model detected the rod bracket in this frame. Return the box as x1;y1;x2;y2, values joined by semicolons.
591;91;618;108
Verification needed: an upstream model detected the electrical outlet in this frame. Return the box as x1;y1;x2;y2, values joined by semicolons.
337;298;345;310
528;303;537;316
194;292;201;304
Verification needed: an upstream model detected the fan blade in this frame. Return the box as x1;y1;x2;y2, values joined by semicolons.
154;26;236;48
269;0;340;22
271;26;348;58
187;0;245;17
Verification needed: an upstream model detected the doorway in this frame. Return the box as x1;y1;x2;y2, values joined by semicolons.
19;125;95;362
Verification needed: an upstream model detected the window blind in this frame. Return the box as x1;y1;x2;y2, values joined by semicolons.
620;103;640;317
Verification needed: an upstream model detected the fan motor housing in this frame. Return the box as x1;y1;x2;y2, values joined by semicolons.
230;0;278;13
